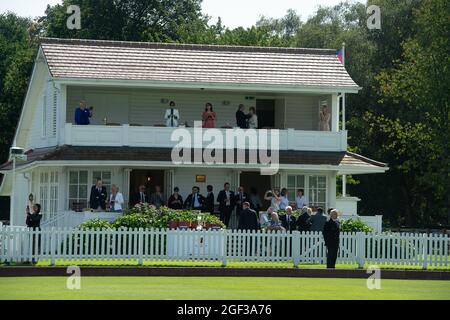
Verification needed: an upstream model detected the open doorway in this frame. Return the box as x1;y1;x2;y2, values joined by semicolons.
239;172;272;210
256;99;275;129
129;169;165;199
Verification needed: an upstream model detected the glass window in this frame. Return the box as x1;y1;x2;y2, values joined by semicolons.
287;175;305;205
68;170;89;210
39;171;59;221
309;175;327;209
92;171;111;194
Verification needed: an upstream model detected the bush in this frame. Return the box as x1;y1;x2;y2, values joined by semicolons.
341;218;373;233
79;218;112;230
112;213;154;229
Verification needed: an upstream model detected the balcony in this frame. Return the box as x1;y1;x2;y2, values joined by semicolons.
64;123;347;152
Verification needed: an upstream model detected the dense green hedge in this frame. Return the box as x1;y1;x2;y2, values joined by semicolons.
340;218;373;233
79;204;225;230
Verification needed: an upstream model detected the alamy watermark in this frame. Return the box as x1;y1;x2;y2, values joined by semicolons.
66;266;81;290
366;265;381;290
170;122;280;175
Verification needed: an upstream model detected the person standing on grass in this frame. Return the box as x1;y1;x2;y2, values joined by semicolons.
238;202;259;231
323;209;340;269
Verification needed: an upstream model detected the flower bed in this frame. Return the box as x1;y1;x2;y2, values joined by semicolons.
79;204;225;230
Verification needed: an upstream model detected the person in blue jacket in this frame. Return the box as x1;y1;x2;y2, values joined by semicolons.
74;100;93;125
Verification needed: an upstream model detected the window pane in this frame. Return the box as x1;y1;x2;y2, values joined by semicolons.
287;176;295;188
79;171;88;184
318;190;326;202
102;171;111;182
79;185;88;198
310;176;317;188
318;176;326;188
69;185;78;198
69;171;78;184
296;175;305;187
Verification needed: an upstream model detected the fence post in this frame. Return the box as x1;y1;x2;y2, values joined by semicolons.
292;231;300;268
138;228;144;266
221;229;227;267
50;227;56;266
356;232;365;268
422;233;428;270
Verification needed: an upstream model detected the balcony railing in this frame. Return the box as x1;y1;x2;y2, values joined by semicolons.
64;124;347;152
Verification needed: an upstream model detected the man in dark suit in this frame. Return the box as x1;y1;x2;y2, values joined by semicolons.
236;104;250;129
202;185;215;214
310;207;327;232
280;206;297;232
132;184;149;206
184;186;205;210
235;186;249;217
323;209;341;269
297;208;312;232
90;178;107;211
217;182;235;227
238;202;259;230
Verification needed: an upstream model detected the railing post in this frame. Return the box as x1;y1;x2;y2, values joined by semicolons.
138;228;144;266
423;233;428;270
50;227;56;266
221;229;227;267
356;232;365;268
292;231;300;268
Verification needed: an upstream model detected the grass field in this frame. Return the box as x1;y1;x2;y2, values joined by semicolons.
24;259;450;270
0;277;449;300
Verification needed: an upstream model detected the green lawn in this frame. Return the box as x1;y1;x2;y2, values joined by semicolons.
25;259;450;271
0;277;449;300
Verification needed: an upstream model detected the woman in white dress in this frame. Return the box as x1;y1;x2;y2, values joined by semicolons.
264;189;281;211
319;105;331;131
248;107;258;129
109;185;124;213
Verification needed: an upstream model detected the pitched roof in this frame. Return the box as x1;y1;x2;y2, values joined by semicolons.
40;38;359;90
0;146;387;171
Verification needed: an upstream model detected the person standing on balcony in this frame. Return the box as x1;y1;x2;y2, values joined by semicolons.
235;186;249;217
164;101;180;127
168;187;183;210
248;107;258;129
202;102;216;128
150;185;166;208
295;189;307;209
279;188;289;210
217;182;235;227
323;209;341;268
132;185;149;206
74;100;93;125
89;178;107;211
184;186;204;210
319;104;331;131
109;185;124;213
236;104;251;129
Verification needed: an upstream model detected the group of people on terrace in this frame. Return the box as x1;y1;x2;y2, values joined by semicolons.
74;100;331;131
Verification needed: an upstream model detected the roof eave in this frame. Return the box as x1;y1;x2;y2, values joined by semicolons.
54;77;361;94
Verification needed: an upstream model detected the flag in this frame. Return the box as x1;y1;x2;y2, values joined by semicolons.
336;48;344;64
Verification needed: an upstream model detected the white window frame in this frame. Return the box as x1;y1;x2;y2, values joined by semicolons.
286;174;328;210
67;169;112;210
38;170;59;221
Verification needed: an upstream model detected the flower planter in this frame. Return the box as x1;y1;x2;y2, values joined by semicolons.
178;221;191;229
168;220;179;230
205;223;222;230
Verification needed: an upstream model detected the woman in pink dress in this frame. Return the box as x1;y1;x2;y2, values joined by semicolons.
202;102;216;128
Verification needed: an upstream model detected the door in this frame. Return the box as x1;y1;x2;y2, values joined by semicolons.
255;99;275;129
239;172;272;210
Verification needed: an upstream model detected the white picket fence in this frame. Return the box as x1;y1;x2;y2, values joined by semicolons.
0;226;448;268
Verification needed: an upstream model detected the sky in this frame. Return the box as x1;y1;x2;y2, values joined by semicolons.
0;0;365;29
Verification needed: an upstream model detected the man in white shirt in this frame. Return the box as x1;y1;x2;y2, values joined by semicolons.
295;189;308;209
164;101;180;127
279;188;289;210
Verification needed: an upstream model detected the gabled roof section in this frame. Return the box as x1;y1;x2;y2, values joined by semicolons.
40;38;360;91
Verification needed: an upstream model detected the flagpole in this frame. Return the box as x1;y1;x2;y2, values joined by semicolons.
341;42;347;197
